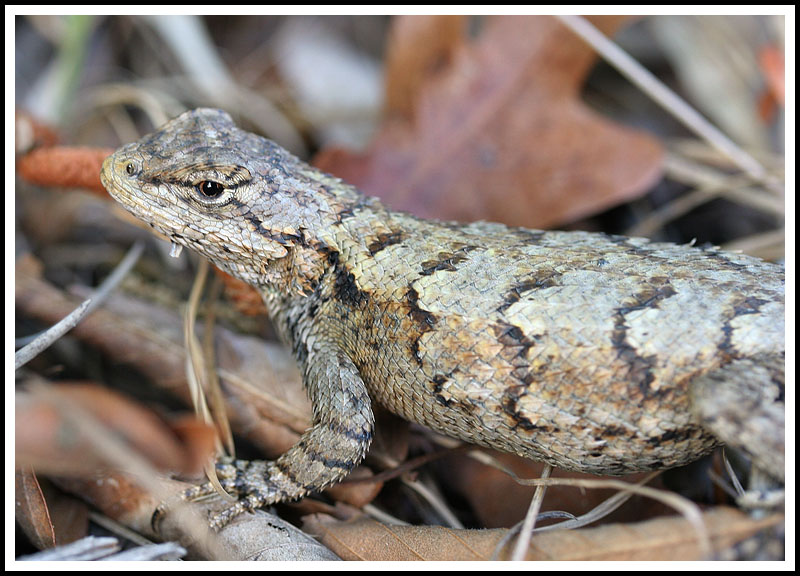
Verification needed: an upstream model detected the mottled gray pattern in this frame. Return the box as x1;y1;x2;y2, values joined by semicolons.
102;109;785;530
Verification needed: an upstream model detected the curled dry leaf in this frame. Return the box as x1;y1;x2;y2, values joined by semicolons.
314;15;663;229
15;467;58;550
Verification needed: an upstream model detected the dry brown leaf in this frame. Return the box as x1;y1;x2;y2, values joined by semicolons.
324;466;384;510
314;15;663;229
383;15;467;121
216;269;268;317
15;468;58;550
15;468;90;551
303;507;782;561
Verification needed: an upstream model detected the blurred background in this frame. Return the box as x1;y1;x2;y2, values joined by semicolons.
14;14;786;254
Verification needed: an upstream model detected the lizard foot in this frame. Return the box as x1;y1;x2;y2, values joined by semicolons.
152;458;281;533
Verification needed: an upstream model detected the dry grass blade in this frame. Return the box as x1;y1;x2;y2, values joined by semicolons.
515;476;711;558
510;464;551;561
627;147;785;256
534;471;663;533
401;476;463;529
362;503;410;527
662;152;785;216
88;83;174;127
625;173;772;240
17;536;121;562
465;448;654;531
556;15;781;195
201;273;234;455
183;258;235;500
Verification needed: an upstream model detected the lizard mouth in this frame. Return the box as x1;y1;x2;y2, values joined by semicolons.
100;153;161;238
99;154;114;194
101;153;150;216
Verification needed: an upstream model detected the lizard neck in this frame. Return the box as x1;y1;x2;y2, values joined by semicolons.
248;165;396;301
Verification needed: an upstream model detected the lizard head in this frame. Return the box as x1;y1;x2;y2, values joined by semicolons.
101;108;346;292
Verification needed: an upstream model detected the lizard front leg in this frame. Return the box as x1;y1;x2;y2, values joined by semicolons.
163;339;375;532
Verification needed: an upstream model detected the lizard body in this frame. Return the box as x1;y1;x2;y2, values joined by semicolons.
101;109;785;529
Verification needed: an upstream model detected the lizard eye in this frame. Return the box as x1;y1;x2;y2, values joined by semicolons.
197;180;226;198
125;161;139;176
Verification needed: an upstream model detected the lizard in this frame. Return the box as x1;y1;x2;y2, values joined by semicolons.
100;108;785;531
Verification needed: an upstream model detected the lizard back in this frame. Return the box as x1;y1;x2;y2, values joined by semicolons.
318;208;784;474
102;108;785;479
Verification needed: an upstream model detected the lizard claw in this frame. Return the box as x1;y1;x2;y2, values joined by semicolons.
150;457;245;534
207;492;273;531
152;458;284;533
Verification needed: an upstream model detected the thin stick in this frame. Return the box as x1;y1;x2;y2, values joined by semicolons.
510;464;552;560
556;15;781;194
15;299;92;370
535;471;662;532
15;241;144;370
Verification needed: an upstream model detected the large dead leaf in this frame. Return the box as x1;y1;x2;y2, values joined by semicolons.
303;507;782;561
315;15;663;229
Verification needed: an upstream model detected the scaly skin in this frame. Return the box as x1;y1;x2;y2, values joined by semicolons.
101;109;785;530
